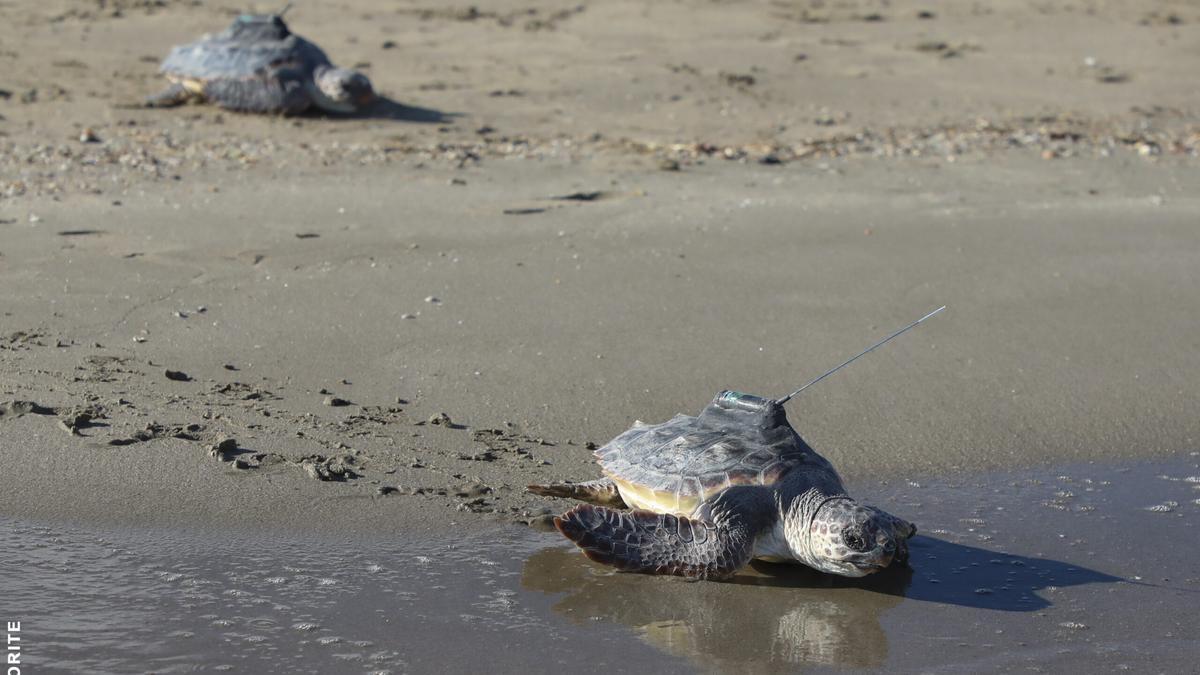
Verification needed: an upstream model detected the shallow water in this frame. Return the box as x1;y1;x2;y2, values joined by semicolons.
4;457;1200;674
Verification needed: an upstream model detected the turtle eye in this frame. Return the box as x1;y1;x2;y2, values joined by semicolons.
842;529;869;552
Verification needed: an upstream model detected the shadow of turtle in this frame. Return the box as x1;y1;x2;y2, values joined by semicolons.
739;535;1123;612
896;534;1123;611
342;96;458;123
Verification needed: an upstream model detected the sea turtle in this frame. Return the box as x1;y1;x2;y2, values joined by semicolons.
529;390;917;580
147;10;375;114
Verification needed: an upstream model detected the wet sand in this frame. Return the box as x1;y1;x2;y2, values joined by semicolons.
2;0;1199;672
8;457;1199;673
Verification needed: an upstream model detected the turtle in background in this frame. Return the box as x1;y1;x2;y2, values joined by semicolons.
147;8;375;114
528;307;944;580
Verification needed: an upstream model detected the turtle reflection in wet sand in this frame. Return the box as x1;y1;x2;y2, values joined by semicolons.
522;546;907;669
530;391;916;580
529;307;944;580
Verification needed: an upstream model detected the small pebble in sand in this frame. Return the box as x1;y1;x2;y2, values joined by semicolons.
428;412;452;426
455;482;491;498
915;40;949;53
256;452;286;467
376;486;400;496
720;72;755;87
209;437;238;460
323;395;351;407
79;128;100;143
57;408;98;435
424;296;441;304
164;369;192;382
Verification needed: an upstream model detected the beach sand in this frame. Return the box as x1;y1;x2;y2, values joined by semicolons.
2;154;1199;536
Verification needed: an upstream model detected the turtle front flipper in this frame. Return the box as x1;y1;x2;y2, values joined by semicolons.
555;503;757;580
527;478;627;508
145;83;192;108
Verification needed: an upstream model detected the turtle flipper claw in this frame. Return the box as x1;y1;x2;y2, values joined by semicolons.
555;504;751;580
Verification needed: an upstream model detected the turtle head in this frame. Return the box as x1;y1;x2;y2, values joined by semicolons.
801;498;915;577
310;66;377;113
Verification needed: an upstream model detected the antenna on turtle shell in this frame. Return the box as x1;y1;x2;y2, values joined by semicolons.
775;305;946;406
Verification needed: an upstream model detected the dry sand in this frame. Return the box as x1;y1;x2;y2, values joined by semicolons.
1;0;1198;539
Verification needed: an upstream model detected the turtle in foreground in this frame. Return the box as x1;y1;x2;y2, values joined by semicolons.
529;391;916;580
528;307;944;580
147;11;375;114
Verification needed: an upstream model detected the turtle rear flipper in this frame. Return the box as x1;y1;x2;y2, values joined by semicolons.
556;504;756;580
527;478;627;508
145;83;192;108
